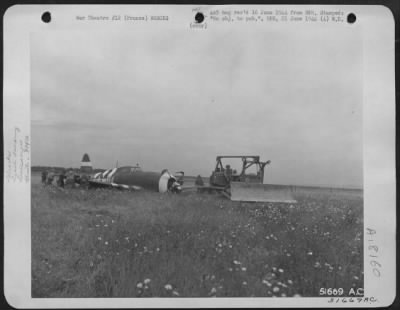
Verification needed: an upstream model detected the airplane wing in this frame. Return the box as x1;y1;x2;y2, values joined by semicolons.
88;179;142;191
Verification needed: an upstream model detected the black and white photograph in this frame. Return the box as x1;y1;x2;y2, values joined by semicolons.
3;4;396;307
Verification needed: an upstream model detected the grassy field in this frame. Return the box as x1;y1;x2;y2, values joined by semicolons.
31;173;363;297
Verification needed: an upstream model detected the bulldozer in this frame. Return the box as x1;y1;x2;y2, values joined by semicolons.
208;156;296;203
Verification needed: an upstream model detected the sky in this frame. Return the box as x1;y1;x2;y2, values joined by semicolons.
31;24;363;188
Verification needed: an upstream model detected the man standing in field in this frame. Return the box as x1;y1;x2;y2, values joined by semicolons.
57;170;66;188
41;170;48;185
195;175;204;186
46;170;55;185
65;169;75;188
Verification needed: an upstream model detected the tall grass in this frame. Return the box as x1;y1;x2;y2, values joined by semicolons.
32;179;363;297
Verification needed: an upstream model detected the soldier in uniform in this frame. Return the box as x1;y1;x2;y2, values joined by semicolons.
65;169;75;188
195;175;204;186
74;174;81;186
57;170;66;188
47;170;55;185
41;170;48;185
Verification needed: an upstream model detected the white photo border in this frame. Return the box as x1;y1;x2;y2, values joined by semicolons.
3;4;396;308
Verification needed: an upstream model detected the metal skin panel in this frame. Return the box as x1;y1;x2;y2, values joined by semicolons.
113;170;162;192
230;182;297;203
110;168;178;193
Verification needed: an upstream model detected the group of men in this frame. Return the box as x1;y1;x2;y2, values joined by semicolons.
41;169;89;188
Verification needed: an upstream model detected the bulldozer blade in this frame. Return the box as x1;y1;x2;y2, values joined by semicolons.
230;182;297;203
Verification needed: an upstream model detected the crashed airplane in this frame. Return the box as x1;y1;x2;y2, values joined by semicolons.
89;165;183;193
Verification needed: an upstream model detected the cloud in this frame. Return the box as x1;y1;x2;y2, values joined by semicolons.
31;26;363;187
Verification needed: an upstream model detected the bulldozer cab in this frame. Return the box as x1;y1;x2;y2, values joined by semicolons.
209;155;296;203
210;156;270;186
210;156;270;187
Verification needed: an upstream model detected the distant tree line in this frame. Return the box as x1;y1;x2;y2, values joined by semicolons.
31;166;105;173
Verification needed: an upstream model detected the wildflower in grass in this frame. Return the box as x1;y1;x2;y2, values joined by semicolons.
156;247;160;252
281;293;287;297
228;268;233;272
241;267;247;271
262;280;272;287
307;251;313;255
172;290;179;296
314;262;321;268
353;276;359;280
233;260;241;265
95;224;100;227
278;268;284;273
293;294;302;297
273;286;280;293
287;280;293;285
144;278;151;285
137;282;143;289
242;281;247;286
104;241;108;245
209;287;217;295
265;272;276;280
97;237;102;241
164;284;173;291
104;224;108;227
